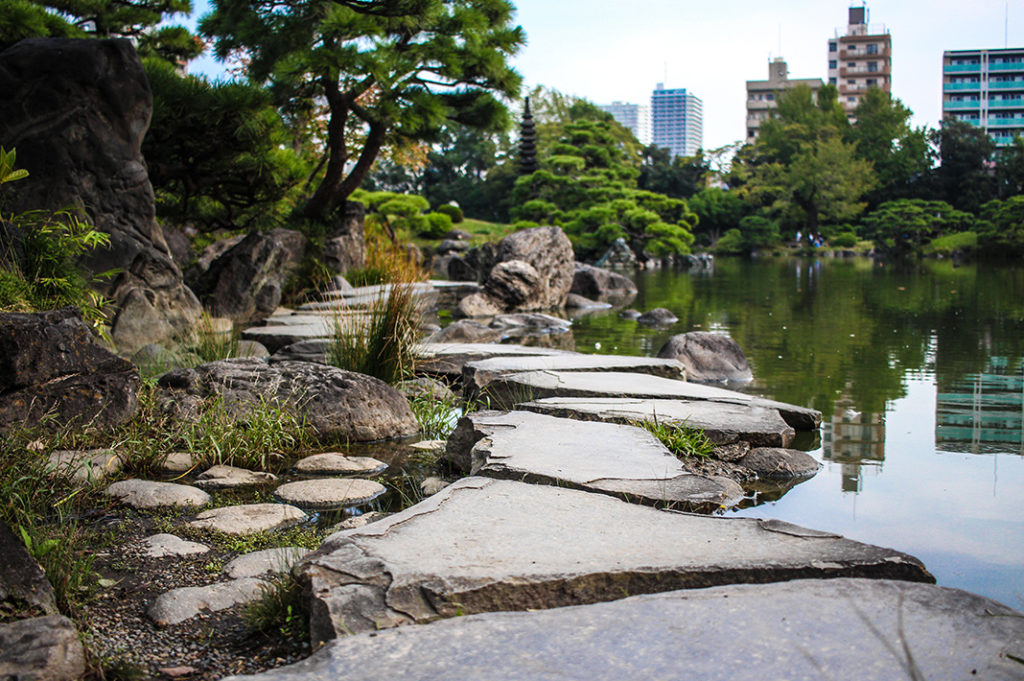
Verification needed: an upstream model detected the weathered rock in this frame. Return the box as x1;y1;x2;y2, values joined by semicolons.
217;579;1024;681
47;449;123;485
437;239;471;255
517;397;795;448
323;202;366;274
158;451;195;473
157;358;419;442
489;312;572;334
419;477;450;496
304;283;437;311
570;263;638;301
0;38;202;354
409;440;446;453
0;615;85;681
484;260;541;309
657;332;754;383
130;343;182;375
494;226;574;308
192;229;307;325
564;293;611;310
455;292;504;318
413;343;576;382
479;370;821;431
461;355;686;403
294;453;388;476
241;319;338;354
636;307;679;326
738;447;821;479
274;479;387;510
594;236;637;268
0;308;140;431
143;534;210;558
298;478;930;643
0;521;57;617
194;465;278;490
235;340;270;358
104;479;210;509
425;319;503;344
224;548;308;579
189;504;306;535
271;339;332;364
330;512;389;533
618;309;641;320
396;377;456;402
147;578;268;627
445;411;743;511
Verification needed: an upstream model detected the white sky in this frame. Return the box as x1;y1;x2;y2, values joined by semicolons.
187;0;1024;150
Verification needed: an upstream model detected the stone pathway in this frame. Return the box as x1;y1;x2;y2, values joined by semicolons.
194;465;277;490
188;504;307;535
294;453;387;475
105;480;210;509
274;479;387;510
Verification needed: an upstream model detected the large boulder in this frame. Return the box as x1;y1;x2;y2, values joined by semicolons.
323;201;366;274
456;227;574;314
0;38;201;354
657;332;754;383
191;229;307;324
0;615;86;681
157;358;418;442
0;521;57;618
571;263;638;301
0;308;140;431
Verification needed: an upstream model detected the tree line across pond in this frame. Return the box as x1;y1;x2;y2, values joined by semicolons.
2;0;1023;261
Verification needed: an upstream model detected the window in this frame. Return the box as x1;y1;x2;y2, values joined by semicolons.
847;79;856;85
829;41;837;52
848;62;856;67
866;44;878;55
868;62;878;72
847;44;857;51
866;79;877;87
829;60;837;69
847;97;856;102
829;77;837;85
766;94;775;101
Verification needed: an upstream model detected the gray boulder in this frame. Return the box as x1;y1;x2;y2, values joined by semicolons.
571;263;637;301
0;615;85;681
0;38;201;354
426;319;503;344
157;358;418;442
637;307;679;326
323;201;366;274
191;229;307;324
657;332;754;383
0;521;57;617
738;447;821;479
0;308;140;431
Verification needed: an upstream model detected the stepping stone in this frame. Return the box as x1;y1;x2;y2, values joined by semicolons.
294;453;388;476
143;534;210;558
446;411;744;512
274;479;387;510
194;465;278;490
518;397;796;448
226;579;1024;681
188;503;307;535
224;547;309;579
158;451;195;473
297;477;932;642
147;578;267;626
409;440;446;453
413;343;576;381
461;354;687;401
104;479;210;509
47;449;122;484
480;371;822;430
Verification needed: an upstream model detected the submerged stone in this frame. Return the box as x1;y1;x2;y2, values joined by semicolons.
298;477;931;644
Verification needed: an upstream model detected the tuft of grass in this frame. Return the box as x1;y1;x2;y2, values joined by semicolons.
188;310;239;364
408;393;460;440
327;284;421;385
637;417;715;459
242;574;307;640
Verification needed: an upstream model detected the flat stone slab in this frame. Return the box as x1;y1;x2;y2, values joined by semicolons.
147;578;267;626
224;547;309;579
481;370;822;430
408;440;446;453
446;411;743;512
188;503;307;535
104;479;210;509
274;479;387;510
298;478;931;642
218;579;1024;681
47;449;122;484
518;397;796;447
294;453;388;476
194;465;278;490
413;343;576;380
461;354;687;401
143;534;210;558
307;283;437;309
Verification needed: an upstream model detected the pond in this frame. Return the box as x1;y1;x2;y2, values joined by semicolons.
568;255;1024;609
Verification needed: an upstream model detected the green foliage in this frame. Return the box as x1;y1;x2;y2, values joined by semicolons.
0;0;188;49
862;199;976;259
638;146;709;199
409;393;459;440
851;89;933;206
995;136;1024;199
712;228;747;255
977;196;1024;257
830;232;859;249
932;118;997;213
143;59;306;231
201;0;524;218
353;190;439;242
925;231;977;256
421;212;453;239
637;418;715;459
434;203;464;224
688;187;748;244
242;575;307;640
0;0;83;49
327;285;422;385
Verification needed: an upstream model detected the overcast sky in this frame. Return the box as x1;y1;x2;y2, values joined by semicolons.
188;0;1023;150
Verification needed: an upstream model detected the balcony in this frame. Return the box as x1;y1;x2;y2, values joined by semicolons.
989;98;1024;109
839;84;869;95
989;60;1024;72
989;80;1024;91
944;63;981;73
987;117;1024;128
944;82;981;92
840;48;890;59
840;65;891;78
991;132;1023;146
944;100;981;110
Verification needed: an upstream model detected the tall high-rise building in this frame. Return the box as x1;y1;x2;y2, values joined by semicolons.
598;101;652;145
827;6;892;115
745;58;824;143
942;47;1024;147
650;84;703;157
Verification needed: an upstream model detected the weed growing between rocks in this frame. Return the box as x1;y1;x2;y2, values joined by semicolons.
637;417;715;460
242;574;307;641
187;311;240;364
409;393;460;440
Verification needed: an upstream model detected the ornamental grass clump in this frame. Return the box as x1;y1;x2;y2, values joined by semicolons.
637;416;716;460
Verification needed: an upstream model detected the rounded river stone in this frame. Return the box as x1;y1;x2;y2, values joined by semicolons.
188;503;306;535
294;453;387;476
105;479;210;509
274;479;386;510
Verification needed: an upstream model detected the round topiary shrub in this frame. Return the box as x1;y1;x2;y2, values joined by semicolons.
420;212;453;239
435;203;464;223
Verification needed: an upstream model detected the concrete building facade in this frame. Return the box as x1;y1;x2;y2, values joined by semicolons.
650;84;703;157
827;6;892;115
745;58;825;143
942;47;1024;147
598;101;652;145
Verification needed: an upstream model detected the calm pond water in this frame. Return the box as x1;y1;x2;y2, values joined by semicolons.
568;256;1024;609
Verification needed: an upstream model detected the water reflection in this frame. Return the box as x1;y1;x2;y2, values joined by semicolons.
936;362;1024;455
821;391;886;493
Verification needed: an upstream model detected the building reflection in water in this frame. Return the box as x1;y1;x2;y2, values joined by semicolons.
936;360;1024;456
821;390;886;493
